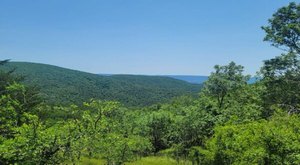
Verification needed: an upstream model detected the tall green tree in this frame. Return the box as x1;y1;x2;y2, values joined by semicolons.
0;60;21;94
260;52;300;116
144;110;173;153
202;62;250;109
0;60;41;127
261;2;300;116
262;2;300;53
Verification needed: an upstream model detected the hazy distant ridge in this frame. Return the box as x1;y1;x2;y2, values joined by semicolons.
99;74;208;84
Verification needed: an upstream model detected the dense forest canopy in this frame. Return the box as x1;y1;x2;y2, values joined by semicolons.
1;62;201;107
0;2;300;165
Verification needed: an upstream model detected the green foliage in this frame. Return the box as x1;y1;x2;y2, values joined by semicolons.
76;156;190;165
144;110;174;153
2;62;201;107
126;156;191;165
0;81;81;164
262;2;300;53
0;83;41;137
0;93;152;165
201;113;300;165
260;52;300;117
260;2;300;117
174;106;213;150
0;60;24;95
214;83;264;124
79;100;152;164
198;62;262;124
0;118;81;164
2;2;300;164
203;61;250;108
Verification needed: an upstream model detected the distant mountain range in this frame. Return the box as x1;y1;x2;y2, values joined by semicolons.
99;74;208;84
1;62;202;106
167;75;258;84
100;75;257;84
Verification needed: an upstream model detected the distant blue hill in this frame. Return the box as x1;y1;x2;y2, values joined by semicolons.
167;75;258;84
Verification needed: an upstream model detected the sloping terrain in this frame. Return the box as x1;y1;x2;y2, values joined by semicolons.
1;62;201;106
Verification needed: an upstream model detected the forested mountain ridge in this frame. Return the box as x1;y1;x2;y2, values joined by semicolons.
2;62;201;106
1;2;300;165
101;75;258;84
165;75;208;84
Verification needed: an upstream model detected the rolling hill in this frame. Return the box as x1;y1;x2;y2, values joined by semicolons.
165;75;208;84
99;74;209;84
1;62;201;106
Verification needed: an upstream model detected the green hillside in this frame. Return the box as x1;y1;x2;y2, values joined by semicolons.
1;62;201;106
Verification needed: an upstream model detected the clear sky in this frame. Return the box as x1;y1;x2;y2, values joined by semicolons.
0;0;297;75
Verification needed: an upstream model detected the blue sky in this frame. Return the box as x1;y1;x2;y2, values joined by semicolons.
0;0;296;75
